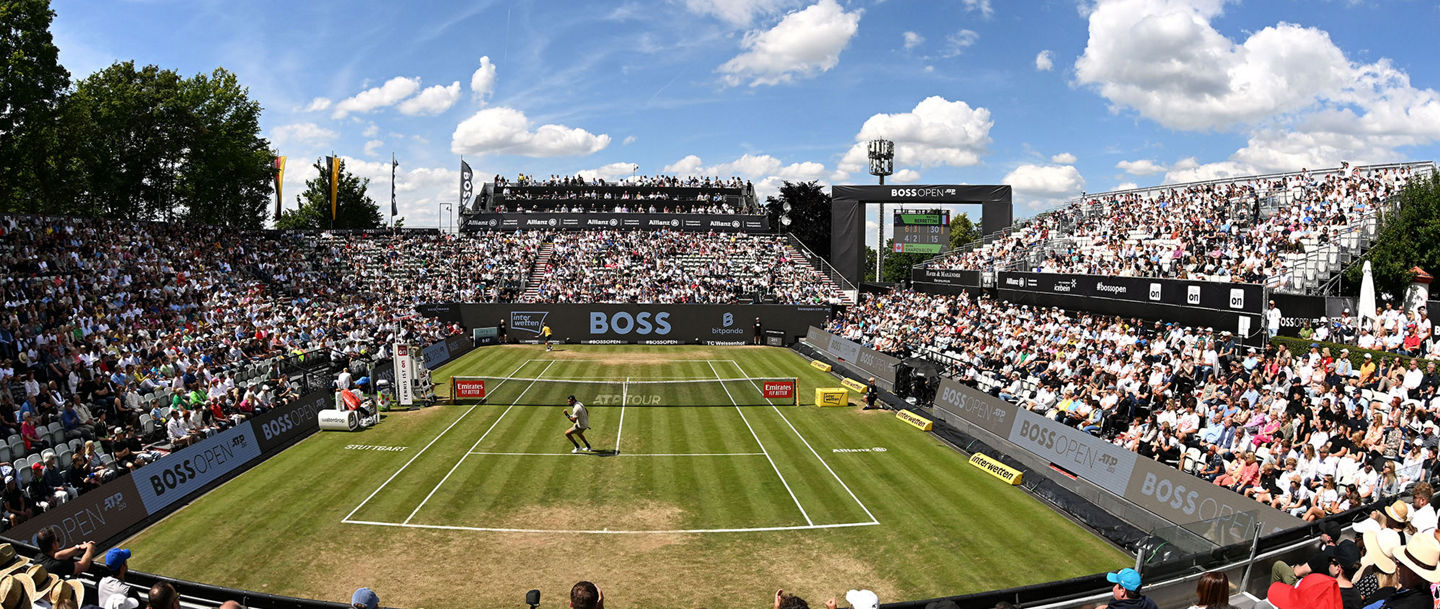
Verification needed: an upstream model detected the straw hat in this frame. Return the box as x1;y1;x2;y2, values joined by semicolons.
1385;500;1411;523
0;546;27;576
18;565;83;608
1396;529;1440;583
1361;529;1403;574
0;575;26;609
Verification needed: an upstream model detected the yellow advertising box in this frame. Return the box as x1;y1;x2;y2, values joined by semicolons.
896;409;933;431
815;388;848;407
969;453;1024;486
810;360;833;372
840;378;868;393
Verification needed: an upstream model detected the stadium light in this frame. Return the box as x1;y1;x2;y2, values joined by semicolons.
868;139;895;282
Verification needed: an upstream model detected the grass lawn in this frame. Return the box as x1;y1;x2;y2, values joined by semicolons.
123;345;1129;609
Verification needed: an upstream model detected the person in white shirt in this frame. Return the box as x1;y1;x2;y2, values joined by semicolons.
563;396;593;454
1411;482;1438;535
166;410;193;448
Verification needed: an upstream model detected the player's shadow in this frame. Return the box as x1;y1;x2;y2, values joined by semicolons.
587;449;619;457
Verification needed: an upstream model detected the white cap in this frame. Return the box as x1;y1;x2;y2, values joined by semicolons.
846;590;878;609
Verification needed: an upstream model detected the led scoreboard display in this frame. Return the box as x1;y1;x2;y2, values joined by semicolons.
892;210;950;254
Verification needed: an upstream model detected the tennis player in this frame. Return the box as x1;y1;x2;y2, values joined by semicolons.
563;395;592;453
542;323;554;352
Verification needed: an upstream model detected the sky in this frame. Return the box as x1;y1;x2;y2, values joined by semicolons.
49;0;1440;245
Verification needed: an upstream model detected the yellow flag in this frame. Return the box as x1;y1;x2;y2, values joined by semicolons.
328;156;340;221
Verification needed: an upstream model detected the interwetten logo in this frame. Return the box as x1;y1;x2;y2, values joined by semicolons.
510;311;549;335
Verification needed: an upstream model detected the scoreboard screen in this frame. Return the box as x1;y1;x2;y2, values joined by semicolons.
892;210;950;254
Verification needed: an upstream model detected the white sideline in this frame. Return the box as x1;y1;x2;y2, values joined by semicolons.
341;359;536;523
401;360;557;524
343;519;879;535
728;359;879;525
708;360;812;526
467;451;766;457
615;377;627;454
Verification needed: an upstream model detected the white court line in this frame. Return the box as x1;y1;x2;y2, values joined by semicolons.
401;360;557;525
467;451;766;457
728;359;879;525
344;519;879;535
342;359;536;523
707;360;812;526
615;377;628;454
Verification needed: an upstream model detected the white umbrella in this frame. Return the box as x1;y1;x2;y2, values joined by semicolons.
1358;260;1378;326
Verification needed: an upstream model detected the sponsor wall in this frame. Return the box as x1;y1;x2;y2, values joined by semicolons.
6;389;332;547
461;212;769;233
911;268;982;288
996;272;1265;314
804;327;900;388
417;304;828;345
930;378;1303;535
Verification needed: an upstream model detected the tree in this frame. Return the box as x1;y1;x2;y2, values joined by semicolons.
277;157;382;230
949;212;980;250
174;68;274;229
0;0;71;212
765;180;831;258
1345;173;1440;298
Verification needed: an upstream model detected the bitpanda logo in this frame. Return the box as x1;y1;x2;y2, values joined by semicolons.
722;313;734;327
711;312;743;336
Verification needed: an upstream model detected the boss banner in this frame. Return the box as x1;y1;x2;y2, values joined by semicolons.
996;272;1265;314
461;212;769;233
426;304;828;345
931;377;1303;535
804;328;900;388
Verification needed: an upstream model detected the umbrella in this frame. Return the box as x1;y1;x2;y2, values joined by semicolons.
1357;260;1377;326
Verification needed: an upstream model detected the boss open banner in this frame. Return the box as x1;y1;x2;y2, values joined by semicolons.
428;304;830;345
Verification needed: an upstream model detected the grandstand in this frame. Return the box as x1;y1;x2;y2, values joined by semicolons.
2;162;1438;609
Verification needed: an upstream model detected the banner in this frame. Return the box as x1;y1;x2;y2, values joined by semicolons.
422;304;827;345
252;390;331;454
460;212;769;233
911;267;981;288
460;160;474;213
133;425;263;514
930;377;1303;534
273;156;286;221
327;156;341;222
422;340;451;369
395;343;415;406
996;272;1265;314
805;328;900;388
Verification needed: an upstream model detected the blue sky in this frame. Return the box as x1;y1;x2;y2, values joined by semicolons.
50;0;1440;241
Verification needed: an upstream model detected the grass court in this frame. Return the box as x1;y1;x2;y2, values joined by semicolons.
123;345;1128;609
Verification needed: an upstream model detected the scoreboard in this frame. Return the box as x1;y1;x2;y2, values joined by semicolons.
892;210;950;254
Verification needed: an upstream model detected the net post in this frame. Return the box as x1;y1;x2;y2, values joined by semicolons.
792;377;798;406
450;377;456;404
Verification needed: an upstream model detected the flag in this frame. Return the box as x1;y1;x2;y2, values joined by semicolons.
391;155;398;217
327;156;341;221
272;156;286;220
460;160;474;212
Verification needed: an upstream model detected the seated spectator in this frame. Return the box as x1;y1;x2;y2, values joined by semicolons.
1099;568;1158;609
34;529;95;578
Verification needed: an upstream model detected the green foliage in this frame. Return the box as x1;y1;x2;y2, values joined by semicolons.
0;0;70;211
276;157;382;230
949;212;980;250
1270;335;1438;370
1344;173;1440;298
765;180;831;258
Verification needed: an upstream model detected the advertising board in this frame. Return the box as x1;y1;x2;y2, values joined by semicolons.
996;272;1265;314
426;304;829;345
461;212;769;233
804;328;900;387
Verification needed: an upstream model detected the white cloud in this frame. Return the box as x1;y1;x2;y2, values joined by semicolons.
303;97;332;112
331;76;422;119
362;123;379;138
1116;159;1168;176
684;0;799;26
1162;157;1254;184
451;106;611;157
902;31;924;49
364;140;383;156
663;155;705;175
470;56;497;100
1002;164;1086;208
1051;152;1077;164
577;162;640;180
1115;182;1139;191
336;157;465;227
942;29;979;57
663;153;829;200
890;169;921;183
398;81;462;116
269;122;337;147
717;0;862;87
837;96;993;176
1035;49;1054;71
622;135;637;146
961;0;993;17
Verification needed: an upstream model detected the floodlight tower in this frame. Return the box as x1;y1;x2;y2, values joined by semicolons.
868;139;894;282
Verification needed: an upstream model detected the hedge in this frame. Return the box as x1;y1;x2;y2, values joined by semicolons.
1270;335;1439;370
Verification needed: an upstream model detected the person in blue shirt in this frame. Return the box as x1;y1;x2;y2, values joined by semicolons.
60;404;93;441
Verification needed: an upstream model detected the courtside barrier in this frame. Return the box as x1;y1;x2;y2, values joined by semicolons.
804;327;900;389
969;453;1022;485
810;360;833;372
896;409;933;431
418;303;828;345
815;388;848;407
840;378;868;393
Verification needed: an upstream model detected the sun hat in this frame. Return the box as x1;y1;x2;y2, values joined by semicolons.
0;575;25;609
1106;568;1142;591
18;565;81;607
1361;528;1402;574
1266;573;1341;609
1395;529;1440;582
1385;500;1411;523
846;590;878;609
0;546;25;576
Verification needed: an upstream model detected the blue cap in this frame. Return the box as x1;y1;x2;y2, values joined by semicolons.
1107;568;1142;591
356;377;370;386
352;588;379;609
105;548;131;572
